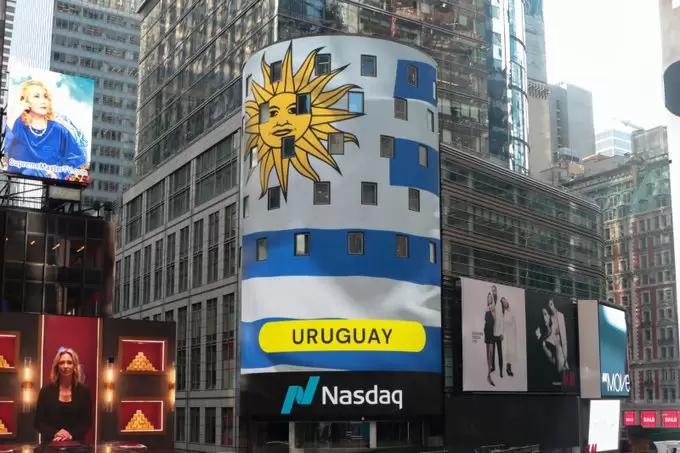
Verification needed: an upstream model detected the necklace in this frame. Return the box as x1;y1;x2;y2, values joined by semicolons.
29;124;47;137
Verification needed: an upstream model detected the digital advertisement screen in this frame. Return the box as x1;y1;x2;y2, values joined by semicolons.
238;37;442;418
587;399;620;452
598;303;630;398
2;67;94;185
0;313;175;450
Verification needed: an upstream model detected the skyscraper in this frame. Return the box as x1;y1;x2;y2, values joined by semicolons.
548;82;596;159
7;0;139;206
0;0;15;106
523;0;552;176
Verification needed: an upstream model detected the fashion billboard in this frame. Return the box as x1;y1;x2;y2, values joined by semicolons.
238;36;442;416
0;313;175;450
2;67;94;185
461;277;578;393
598;303;630;398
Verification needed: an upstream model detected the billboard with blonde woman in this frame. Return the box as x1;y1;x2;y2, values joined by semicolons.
2;67;94;185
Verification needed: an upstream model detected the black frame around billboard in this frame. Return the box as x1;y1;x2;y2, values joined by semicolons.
240;372;444;420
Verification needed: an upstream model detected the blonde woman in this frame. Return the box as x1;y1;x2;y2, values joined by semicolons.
34;348;92;443
4;79;87;182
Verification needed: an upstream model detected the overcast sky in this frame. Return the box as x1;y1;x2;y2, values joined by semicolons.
544;0;666;132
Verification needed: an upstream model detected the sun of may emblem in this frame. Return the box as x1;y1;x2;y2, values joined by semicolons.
244;43;363;200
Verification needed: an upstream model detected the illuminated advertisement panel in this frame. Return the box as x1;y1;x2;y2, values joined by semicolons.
2;67;94;185
239;36;442;418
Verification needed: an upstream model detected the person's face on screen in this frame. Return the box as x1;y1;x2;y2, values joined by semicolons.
487;293;493;311
542;308;550;327
58;352;75;378
548;299;556;314
24;85;50;117
491;286;497;299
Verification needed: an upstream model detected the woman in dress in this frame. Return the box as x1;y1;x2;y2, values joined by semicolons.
484;292;496;386
535;307;567;376
501;297;516;377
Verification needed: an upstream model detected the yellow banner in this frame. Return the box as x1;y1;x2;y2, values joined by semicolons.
258;319;427;353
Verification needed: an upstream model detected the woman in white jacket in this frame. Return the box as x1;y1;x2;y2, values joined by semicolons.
501;297;516;377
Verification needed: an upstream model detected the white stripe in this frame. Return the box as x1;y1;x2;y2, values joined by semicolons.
241;276;441;326
242;364;343;374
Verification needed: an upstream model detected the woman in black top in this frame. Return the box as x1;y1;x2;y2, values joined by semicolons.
34;348;92;443
483;292;496;387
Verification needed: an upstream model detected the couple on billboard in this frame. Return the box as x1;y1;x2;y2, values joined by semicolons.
534;298;570;379
483;285;518;386
2;69;93;184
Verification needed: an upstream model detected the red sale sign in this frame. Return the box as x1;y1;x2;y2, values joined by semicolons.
624;411;637;426
662;410;679;428
641;411;658;428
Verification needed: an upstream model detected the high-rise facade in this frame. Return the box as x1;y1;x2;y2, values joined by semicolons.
595;125;634;157
117;0;604;450
7;0;139;207
564;126;678;416
660;1;680;344
0;0;15;106
523;0;552;176
548;82;596;159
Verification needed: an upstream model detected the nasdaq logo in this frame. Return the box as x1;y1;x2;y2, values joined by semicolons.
602;372;630;395
281;376;320;414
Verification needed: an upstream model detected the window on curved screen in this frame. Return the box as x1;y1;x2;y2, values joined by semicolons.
588;400;620;452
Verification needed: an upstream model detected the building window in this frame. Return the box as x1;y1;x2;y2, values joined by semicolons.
207;212;219;283
295;233;310;256
407;64;418;86
408;188;420;212
316;53;331;75
270;60;282;82
221;407;234;445
429;241;437;264
348;232;364;255
396;234;409;258
192;220;204;288
176;407;186;441
361;182;378;205
165;234;176;297
329;133;344;155
268;187;281;210
246;75;251;95
224;203;238;278
361;55;377;77
296;93;311;114
419;145;428;167
205;407;216;444
282;136;295;158
249;146;258;168
380;135;394;158
178;227;190;292
395;98;407;120
427;109;434;132
222;293;236;389
259;102;269;123
242;196;249;218
189;407;200;442
256;238;267;261
206;298;218;389
314;181;331;205
348;91;364;114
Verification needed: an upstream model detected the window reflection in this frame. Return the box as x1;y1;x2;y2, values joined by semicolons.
295;422;370;448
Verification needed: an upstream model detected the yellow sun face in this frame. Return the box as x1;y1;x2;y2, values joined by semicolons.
244;42;363;200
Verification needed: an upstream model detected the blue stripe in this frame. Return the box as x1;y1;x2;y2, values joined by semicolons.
243;229;440;286
241;317;442;373
389;139;440;196
394;60;437;107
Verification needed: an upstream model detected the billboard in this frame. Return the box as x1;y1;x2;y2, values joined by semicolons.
577;300;629;399
238;36;442;417
0;313;175;449
598;303;630;397
461;278;579;393
2;67;94;185
587;399;621;452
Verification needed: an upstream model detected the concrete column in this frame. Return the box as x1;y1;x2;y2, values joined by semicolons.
289;421;302;453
